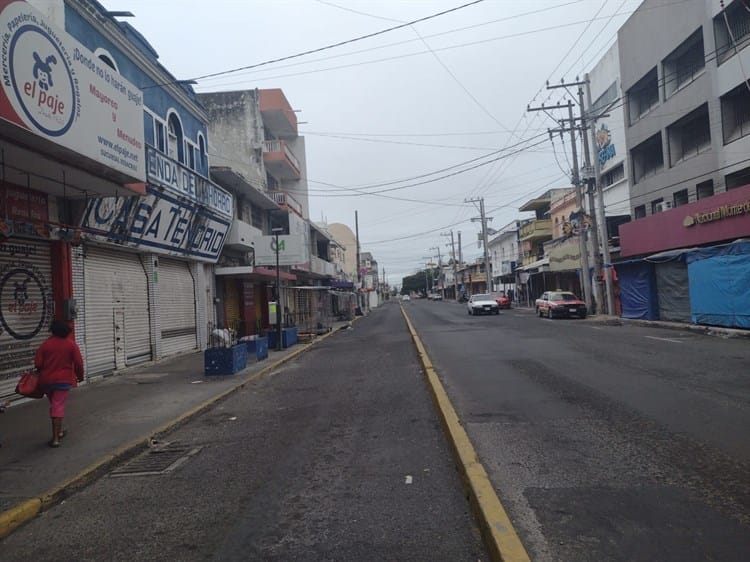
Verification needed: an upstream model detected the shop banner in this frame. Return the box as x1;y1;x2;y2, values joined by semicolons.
0;0;145;181
81;185;230;262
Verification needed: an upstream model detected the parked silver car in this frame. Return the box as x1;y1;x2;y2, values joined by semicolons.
467;294;499;315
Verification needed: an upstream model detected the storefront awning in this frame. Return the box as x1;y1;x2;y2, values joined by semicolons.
516;258;549;272
214;265;296;281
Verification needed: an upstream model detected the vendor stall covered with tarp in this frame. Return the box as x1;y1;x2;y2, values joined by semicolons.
647;249;695;323
614;259;659;320
686;240;750;329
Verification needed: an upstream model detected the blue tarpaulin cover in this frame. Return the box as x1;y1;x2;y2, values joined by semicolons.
615;260;659;320
687;241;750;328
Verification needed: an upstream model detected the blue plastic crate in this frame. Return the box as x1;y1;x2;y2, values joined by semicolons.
267;327;298;349
204;344;248;376
244;337;269;361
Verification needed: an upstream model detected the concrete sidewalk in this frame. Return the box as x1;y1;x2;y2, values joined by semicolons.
0;323;351;538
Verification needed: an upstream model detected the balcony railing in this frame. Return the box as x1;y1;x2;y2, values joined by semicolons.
225;218;262;252
310;255;336;277
269;191;303;217
263;139;300;179
519;219;552;242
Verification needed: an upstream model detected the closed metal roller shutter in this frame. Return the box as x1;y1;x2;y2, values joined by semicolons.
0;239;54;400
84;247;151;375
224;278;240;330
158;258;197;356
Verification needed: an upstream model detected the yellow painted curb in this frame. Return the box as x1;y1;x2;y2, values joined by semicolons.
400;305;531;562
0;327;343;539
0;498;42;539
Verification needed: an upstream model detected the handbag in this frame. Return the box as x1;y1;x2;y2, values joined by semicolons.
15;371;44;399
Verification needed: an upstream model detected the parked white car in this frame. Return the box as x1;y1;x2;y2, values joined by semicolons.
467;294;499;315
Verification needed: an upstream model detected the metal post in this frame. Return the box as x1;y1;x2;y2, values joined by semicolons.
578;87;604;314
567;101;593;312
585;73;616;316
272;227;283;350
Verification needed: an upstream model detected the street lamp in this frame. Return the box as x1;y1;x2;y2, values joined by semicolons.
272;227;284;351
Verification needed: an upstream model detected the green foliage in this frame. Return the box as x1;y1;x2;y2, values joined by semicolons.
401;268;435;295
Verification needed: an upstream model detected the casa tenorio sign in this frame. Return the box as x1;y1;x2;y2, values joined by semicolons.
81;184;231;263
147;146;233;219
0;0;145;181
683;199;750;227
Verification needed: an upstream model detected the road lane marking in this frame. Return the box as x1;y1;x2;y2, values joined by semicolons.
400;305;531;562
644;336;684;344
405;475;413;484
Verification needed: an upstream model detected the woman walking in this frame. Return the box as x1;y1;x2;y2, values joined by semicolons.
34;320;84;448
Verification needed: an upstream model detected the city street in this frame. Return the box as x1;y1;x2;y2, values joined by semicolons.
2;300;749;561
405;298;750;561
0;305;486;562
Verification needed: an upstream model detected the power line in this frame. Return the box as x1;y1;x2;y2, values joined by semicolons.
186;0;486;84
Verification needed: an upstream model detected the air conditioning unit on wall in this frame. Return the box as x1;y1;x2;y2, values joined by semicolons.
655;201;673;213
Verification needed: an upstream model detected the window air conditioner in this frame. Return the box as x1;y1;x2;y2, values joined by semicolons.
655;201;673;213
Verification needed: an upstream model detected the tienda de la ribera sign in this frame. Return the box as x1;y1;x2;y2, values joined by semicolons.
683;199;750;227
0;0;145;181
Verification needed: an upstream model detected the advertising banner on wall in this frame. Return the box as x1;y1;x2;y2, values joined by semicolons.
0;0;146;181
254;233;308;267
80;148;233;262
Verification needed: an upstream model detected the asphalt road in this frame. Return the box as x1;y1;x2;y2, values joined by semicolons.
405;298;750;562
1;304;486;561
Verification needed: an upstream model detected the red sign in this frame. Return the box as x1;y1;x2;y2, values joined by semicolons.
0;183;49;224
620;183;750;256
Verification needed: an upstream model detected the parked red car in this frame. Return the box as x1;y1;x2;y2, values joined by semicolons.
494;292;511;309
535;291;587;319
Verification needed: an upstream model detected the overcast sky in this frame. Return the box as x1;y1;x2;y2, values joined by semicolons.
100;0;643;284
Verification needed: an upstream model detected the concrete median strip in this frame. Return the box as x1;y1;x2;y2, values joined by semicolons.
0;327;343;540
400;305;531;562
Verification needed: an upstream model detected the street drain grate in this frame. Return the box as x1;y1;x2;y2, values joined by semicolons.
110;444;202;477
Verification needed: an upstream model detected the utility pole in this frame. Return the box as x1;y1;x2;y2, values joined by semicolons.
577;87;604;314
355;210;361;313
457;230;463;265
527;93;593;312
585;73;616;316
466;197;492;294
431;245;444;300
442;230;459;301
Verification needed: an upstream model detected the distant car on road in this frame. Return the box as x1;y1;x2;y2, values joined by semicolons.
467;293;500;315
401;295;410;301
535;291;587;319
494;291;511;309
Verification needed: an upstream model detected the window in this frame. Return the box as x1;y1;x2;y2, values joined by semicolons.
668;104;711;165
167;117;179;161
673;189;689;207
721;81;750;144
155;120;166;153
725;166;750;190
714;0;750;64
198;135;207;174
651;198;664;214
696;180;714;199
143;112;154;147
634;205;646;219
94;48;118;72
602;163;625;188
627;68;659;125
631;133;664;183
663;29;705;98
591;81;619;116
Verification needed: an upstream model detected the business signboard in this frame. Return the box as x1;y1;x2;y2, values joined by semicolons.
0;0;145;181
253;233;308;267
81;185;230;262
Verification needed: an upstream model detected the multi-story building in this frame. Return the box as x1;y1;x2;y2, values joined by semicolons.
198;88;339;334
619;0;750;217
0;0;160;395
488;220;521;294
0;0;239;390
586;39;632;252
614;0;750;328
